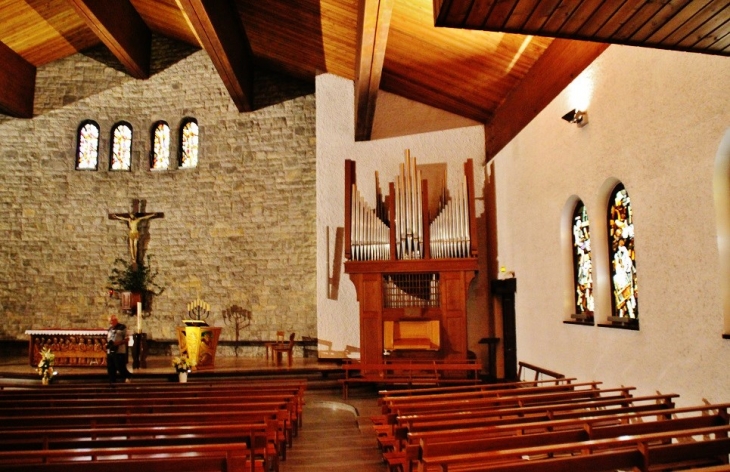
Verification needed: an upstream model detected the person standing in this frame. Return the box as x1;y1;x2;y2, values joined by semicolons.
107;315;131;383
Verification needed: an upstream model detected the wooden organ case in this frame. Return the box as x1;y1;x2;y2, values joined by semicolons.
344;151;478;364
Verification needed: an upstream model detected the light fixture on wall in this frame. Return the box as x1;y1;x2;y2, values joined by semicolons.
561;109;588;128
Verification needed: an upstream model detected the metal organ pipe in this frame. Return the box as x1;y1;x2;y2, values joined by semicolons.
429;174;471;258
394;150;423;260
347;151;472;262
350;183;389;261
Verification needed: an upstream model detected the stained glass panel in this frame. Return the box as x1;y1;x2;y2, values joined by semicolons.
572;201;594;318
76;121;99;170
110;122;132;171
151;121;170;171
179;118;199;168
608;184;638;320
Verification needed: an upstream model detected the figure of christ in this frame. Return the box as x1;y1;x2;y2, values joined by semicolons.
109;201;164;265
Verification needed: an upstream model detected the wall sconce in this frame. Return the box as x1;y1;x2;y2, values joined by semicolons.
561;109;588;128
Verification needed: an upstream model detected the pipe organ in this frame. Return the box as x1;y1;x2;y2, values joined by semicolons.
344;150;479;365
346;150;477;262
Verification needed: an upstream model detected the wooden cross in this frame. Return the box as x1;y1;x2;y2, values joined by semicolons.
108;199;164;266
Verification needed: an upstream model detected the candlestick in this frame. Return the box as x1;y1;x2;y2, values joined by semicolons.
137;302;142;333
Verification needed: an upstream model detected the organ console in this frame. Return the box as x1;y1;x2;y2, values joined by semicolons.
344;150;479;365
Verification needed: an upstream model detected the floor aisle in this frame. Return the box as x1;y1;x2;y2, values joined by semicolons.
281;388;388;472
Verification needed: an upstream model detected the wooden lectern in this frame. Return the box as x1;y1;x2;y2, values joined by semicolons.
176;322;221;369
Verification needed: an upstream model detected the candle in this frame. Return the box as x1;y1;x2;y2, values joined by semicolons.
137;302;142;333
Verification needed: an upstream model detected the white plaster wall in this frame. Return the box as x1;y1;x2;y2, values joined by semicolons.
316;74;485;356
493;44;730;404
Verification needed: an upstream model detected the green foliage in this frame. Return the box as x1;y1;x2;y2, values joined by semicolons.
107;255;164;295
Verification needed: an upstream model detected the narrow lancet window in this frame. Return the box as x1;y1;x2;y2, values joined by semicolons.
75;120;100;170
572;201;594;320
150;121;170;171
179;118;199;169
608;184;638;323
110;122;132;171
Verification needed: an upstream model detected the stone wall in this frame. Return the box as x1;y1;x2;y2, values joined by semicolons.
0;37;317;355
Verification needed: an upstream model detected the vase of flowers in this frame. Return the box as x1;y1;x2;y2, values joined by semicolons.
37;347;55;385
172;356;192;382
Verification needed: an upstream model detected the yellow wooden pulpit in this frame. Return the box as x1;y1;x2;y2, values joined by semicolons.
176;322;221;369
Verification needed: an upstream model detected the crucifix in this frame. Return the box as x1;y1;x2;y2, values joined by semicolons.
108;199;164;266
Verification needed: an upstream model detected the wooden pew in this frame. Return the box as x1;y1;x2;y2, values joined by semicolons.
372;378;581;427
516;361;565;385
0;379;307;396
380;381;603;414
413;424;730;472
0;408;291;461
0;423;278;472
0;443;259;472
390;385;636;416
339;361;482;399
399;393;679;433
379;393;679;470
0;381;306;431
377;377;578;399
408;406;730;471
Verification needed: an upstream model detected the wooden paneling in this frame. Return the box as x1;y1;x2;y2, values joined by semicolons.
0;41;35;118
177;0;254;112
0;0;726;143
67;0;151;79
435;0;730;57
131;0;200;46
0;0;98;66
351;273;383;364
485;39;609;159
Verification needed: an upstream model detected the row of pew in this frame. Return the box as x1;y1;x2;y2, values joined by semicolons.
372;374;730;472
0;377;308;472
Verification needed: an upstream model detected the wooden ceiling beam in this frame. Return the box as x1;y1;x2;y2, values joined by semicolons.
485;39;608;160
176;0;254;112
0;41;36;118
354;0;395;142
66;0;151;79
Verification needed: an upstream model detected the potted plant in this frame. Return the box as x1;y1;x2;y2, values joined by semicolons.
107;255;165;312
172;356;193;382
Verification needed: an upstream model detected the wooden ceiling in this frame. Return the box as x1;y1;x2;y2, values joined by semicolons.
0;0;727;158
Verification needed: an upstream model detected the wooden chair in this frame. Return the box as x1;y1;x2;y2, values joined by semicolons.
271;333;295;366
265;331;285;360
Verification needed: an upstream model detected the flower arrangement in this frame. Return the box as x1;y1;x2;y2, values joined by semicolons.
36;347;55;383
172;356;193;373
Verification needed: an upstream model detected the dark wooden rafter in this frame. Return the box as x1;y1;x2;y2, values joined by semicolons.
354;0;395;142
485;39;608;160
66;0;151;79
0;41;35;118
176;0;254;112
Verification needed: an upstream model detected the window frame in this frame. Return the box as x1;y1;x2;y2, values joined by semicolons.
75;119;101;171
109;121;133;172
178;117;199;169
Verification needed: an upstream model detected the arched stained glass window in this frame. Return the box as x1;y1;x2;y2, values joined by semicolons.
150;121;170;171
179;118;199;169
75;120;100;170
608;183;638;324
572;200;594;320
110;121;132;171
